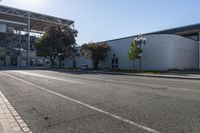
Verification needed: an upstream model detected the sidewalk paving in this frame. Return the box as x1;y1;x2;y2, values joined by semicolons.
1;66;200;80
57;69;200;80
0;91;32;133
124;72;200;80
98;71;200;80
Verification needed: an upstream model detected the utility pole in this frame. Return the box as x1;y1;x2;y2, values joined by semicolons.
5;25;7;66
134;34;146;72
198;32;200;69
27;11;31;67
139;43;142;72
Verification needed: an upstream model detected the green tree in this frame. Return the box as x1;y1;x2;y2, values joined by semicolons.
128;41;142;70
35;25;78;68
70;48;80;68
80;42;110;69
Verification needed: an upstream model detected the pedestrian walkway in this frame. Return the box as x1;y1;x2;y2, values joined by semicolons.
0;91;32;133
127;73;200;80
62;69;200;80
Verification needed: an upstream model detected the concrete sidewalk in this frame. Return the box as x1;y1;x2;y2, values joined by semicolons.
1;66;200;80
0;91;31;133
121;72;200;80
98;71;200;80
56;69;200;80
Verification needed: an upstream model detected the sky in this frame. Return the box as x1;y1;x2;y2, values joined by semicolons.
1;0;200;45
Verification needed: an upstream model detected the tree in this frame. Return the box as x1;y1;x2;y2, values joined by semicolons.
35;25;78;68
70;48;80;68
80;42;110;69
128;40;142;70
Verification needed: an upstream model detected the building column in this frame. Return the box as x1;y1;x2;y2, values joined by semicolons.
5;54;10;66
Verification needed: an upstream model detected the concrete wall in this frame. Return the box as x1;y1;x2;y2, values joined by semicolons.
17;51;36;67
103;34;199;70
65;34;199;71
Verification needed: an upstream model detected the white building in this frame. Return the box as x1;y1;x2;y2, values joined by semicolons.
65;23;200;71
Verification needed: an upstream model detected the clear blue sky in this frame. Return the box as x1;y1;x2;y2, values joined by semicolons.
1;0;200;45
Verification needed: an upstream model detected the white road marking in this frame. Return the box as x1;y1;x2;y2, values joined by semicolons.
12;70;200;93
0;91;31;133
2;72;161;133
11;71;83;85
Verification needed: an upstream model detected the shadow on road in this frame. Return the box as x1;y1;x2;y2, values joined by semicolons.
0;66;132;76
1;66;200;77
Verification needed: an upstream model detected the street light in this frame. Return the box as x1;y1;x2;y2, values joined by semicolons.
134;34;146;72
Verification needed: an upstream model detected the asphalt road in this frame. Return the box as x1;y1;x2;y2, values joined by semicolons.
0;69;200;133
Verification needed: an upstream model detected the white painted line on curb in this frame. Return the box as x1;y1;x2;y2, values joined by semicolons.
11;71;83;85
2;72;161;133
0;91;32;133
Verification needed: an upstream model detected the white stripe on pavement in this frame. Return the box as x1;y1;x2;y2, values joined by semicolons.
2;72;161;133
12;70;200;93
11;71;83;85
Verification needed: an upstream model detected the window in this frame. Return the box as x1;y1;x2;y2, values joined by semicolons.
112;59;114;64
115;58;118;64
112;56;119;69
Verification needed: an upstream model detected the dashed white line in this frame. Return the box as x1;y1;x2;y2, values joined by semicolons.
2;72;161;133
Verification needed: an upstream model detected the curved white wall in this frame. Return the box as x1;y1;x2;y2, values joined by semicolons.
103;34;199;70
65;34;199;71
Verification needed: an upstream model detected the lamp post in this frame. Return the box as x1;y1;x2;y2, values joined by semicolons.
134;34;146;72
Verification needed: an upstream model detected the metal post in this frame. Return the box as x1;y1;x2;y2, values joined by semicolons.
27;11;31;67
5;25;7;66
198;32;200;69
139;42;142;72
134;34;146;73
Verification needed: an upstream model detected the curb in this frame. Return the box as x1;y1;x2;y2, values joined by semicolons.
121;73;200;80
0;91;32;133
96;71;200;81
54;69;200;81
7;67;199;81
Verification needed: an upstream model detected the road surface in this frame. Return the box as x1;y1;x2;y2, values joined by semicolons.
0;69;200;133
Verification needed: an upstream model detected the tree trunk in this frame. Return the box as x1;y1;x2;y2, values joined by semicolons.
72;58;76;68
60;55;65;68
132;60;135;72
93;60;99;70
59;59;62;68
50;56;56;68
50;59;54;68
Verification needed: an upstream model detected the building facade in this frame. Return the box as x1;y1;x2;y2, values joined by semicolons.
65;24;200;71
0;5;74;67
